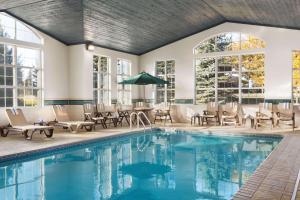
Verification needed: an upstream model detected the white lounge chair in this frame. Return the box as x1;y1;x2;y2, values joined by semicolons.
53;105;95;132
4;108;54;140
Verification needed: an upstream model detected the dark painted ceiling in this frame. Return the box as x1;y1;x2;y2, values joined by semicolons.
1;0;300;55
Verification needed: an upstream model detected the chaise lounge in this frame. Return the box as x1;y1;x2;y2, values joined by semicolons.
53;105;95;132
4;108;54;140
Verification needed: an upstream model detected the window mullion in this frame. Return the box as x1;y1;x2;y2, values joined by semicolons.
239;55;242;103
215;58;218;103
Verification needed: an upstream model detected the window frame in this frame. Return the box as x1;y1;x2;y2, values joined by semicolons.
193;32;265;104
292;50;300;104
0;12;43;108
93;54;111;105
155;60;175;104
117;58;132;105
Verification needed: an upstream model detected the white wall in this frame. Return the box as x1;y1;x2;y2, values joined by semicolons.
68;44;140;101
140;22;300;101
41;33;69;100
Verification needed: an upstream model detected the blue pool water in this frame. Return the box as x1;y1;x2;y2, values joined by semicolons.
0;130;282;200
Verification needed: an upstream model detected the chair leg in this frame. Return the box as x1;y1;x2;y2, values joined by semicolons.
169;114;173;123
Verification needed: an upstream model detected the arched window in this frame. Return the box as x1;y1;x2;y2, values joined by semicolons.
0;12;43;107
194;32;265;104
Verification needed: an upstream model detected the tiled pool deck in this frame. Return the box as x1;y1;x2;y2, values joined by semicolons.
0;123;299;200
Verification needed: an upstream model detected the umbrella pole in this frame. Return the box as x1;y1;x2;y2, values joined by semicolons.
144;85;146;103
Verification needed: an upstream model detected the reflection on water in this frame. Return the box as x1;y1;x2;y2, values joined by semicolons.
0;131;281;200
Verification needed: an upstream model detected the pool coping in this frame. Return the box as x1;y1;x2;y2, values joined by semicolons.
0;127;285;163
0;128;159;164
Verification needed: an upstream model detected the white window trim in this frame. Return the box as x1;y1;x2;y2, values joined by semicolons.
93;54;111;105
155;60;175;104
0;13;43;107
193;33;266;104
117;58;132;105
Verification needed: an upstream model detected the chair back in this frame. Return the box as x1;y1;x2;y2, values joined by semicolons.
83;104;96;115
53;105;70;122
277;102;293;115
223;102;238;115
116;102;122;111
136;101;145;108
207;102;219;113
258;103;273;116
104;105;116;112
5;108;28;126
96;103;105;112
120;104;133;111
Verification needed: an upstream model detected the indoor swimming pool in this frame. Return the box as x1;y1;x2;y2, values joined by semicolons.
0;130;282;200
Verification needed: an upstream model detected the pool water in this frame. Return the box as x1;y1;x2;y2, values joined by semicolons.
0;130;282;200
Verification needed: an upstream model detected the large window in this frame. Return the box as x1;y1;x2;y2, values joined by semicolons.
117;59;132;105
93;55;111;105
0;12;42;107
194;32;265;104
292;51;300;104
155;60;175;104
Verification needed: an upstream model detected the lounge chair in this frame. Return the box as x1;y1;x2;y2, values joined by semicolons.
83;104;107;128
221;102;239;126
255;103;274;129
53;105;95;132
4;108;54;140
153;102;172;124
202;102;220;125
274;102;295;130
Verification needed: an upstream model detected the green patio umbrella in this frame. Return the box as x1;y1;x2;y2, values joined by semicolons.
119;71;169;85
118;71;169;101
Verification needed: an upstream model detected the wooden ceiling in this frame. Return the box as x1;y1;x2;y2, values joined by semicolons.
1;0;300;55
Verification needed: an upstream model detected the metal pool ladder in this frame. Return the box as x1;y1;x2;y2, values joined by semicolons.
130;111;152;132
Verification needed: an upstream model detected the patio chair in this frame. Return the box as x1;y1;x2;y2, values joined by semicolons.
53;105;94;132
116;103;133;126
83;103;107;128
221;102;239;126
202;102;220;125
153;102;172;124
274;102;295;130
255;103;274;129
95;103;118;127
4;108;54;140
